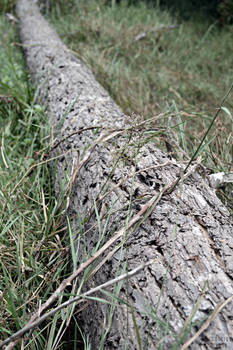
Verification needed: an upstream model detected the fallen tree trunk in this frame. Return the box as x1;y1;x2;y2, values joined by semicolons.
15;1;233;349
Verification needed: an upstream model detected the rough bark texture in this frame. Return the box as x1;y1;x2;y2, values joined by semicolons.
16;1;233;349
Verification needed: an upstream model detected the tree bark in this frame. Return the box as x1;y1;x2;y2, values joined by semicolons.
16;1;233;349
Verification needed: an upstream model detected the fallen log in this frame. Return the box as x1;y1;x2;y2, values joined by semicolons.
15;0;233;349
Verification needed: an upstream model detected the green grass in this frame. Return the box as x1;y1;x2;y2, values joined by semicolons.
0;1;232;349
0;12;73;349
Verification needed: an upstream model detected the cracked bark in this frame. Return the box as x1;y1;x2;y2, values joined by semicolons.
16;0;233;349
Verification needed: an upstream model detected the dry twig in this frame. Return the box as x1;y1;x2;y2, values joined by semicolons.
0;260;155;348
181;295;233;350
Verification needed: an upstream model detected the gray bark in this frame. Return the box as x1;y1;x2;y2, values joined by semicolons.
16;0;233;349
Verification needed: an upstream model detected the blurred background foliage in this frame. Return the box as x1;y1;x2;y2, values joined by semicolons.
1;0;233;27
105;0;233;25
